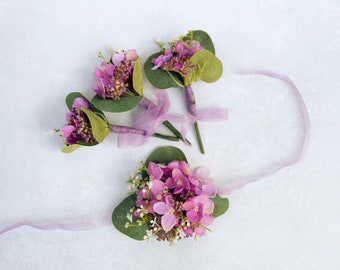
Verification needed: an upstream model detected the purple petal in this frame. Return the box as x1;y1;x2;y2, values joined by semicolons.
200;214;214;226
203;198;215;215
105;64;115;76
72;98;89;109
195;167;210;181
165;177;176;189
126;49;138;61
161;213;177;232
186;210;199;223
111;53;125;65
148;162;164;180
150;179;165;200
61;125;76;138
182;200;195;211
202;184;217;198
195;227;206;236
94;68;103;78
153;202;169;215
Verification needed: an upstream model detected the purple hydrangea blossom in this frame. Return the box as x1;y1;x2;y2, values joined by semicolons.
132;160;217;242
92;50;138;100
152;40;204;77
61;98;97;145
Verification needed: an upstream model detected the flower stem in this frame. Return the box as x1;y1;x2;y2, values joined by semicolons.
184;86;204;154
152;133;179;141
194;122;205;154
110;124;179;142
162;120;191;145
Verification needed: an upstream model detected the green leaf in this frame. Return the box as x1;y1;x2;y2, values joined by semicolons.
145;146;187;166
82;108;110;142
184;30;215;54
132;57;143;96
112;194;150;241
91;95;143;113
65;92;106;118
187;50;223;84
212;194;229;217
61;144;81;153
144;52;184;89
65;92;86;111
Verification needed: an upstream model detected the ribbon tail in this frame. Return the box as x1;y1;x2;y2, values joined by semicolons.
117;133;149;148
0;214;112;236
197;108;228;122
218;69;310;195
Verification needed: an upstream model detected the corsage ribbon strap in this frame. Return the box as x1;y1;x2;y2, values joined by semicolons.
218;69;310;195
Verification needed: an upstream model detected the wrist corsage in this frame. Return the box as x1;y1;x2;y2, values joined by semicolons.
112;146;229;244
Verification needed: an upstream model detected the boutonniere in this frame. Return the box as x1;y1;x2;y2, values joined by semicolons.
144;30;227;153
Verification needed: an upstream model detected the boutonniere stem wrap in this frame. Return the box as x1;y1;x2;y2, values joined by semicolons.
145;30;227;154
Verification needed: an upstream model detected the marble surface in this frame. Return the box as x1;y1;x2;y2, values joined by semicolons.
0;0;339;269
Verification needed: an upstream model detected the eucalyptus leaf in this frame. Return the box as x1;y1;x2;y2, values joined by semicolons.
184;30;215;54
91;95;143;112
145;146;187;166
188;50;223;84
61;144;81;153
144;53;184;89
65;92;106;118
82;108;110;143
65;92;86;111
132;57;143;96
112;194;150;241
212;194;229;217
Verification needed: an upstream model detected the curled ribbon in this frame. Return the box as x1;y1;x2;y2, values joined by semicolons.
117;90;184;147
181;108;228;138
0;215;112;236
217;69;311;195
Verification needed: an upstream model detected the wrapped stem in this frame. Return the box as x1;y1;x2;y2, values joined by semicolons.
184;86;204;154
110;125;179;142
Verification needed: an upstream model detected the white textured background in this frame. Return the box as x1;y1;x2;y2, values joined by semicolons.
1;0;339;269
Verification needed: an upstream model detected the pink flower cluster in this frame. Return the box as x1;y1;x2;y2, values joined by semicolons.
152;40;204;77
61;98;96;145
134;160;217;242
92;50;138;100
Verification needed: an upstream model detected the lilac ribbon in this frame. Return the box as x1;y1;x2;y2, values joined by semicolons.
217;69;311;195
181;108;228;137
0;214;112;236
0;70;310;236
117;90;184;147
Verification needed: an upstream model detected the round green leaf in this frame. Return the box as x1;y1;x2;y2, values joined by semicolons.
132;57;143;96
91;95;143;112
188;50;223;84
145;146;187;166
65;92;85;111
112;194;150;241
184;30;215;54
212;194;229;217
144;52;184;89
82;108;110;143
65;92;106;118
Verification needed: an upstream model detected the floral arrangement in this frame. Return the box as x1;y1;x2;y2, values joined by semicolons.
112;146;229;243
0;30;309;244
56;30;227;153
144;30;226;153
